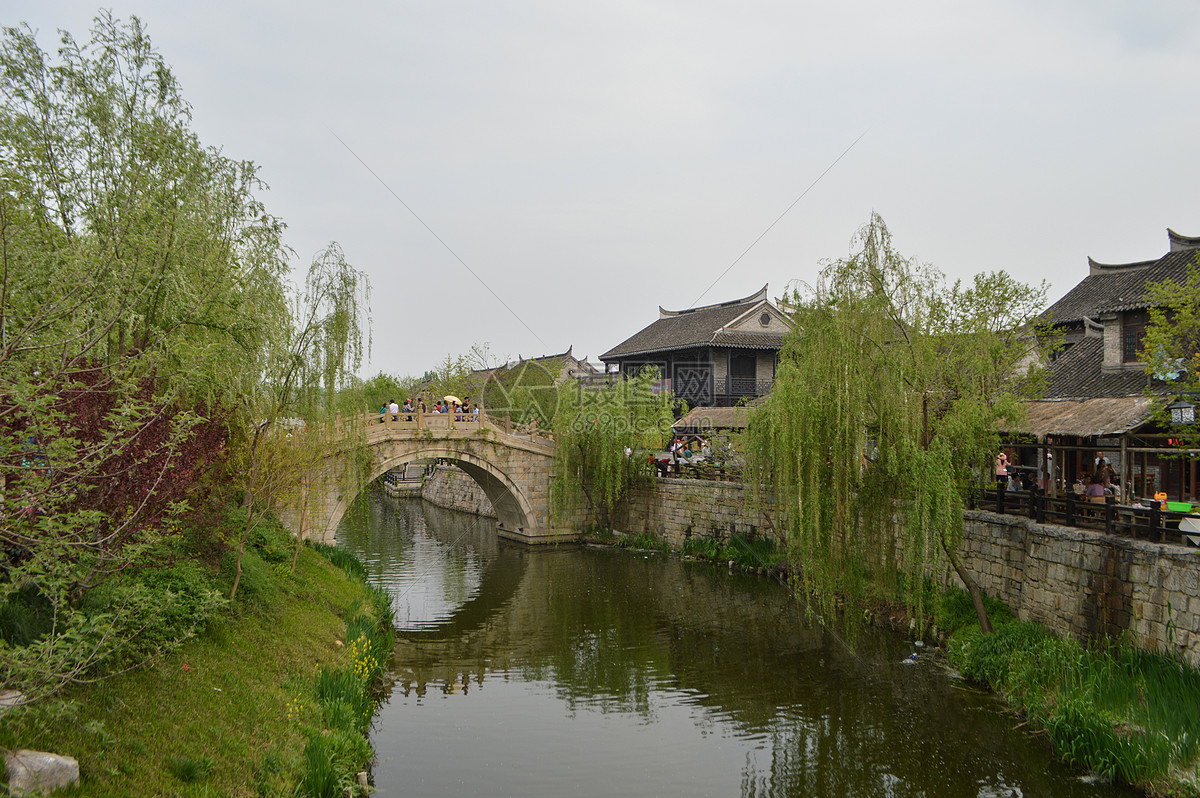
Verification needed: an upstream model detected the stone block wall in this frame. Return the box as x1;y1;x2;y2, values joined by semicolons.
960;510;1200;664
613;478;779;548
419;464;496;518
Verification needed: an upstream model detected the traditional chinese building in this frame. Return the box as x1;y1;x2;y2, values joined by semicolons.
599;286;791;408
1008;229;1200;501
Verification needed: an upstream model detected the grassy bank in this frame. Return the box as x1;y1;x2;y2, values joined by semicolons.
0;525;391;796
942;590;1200;798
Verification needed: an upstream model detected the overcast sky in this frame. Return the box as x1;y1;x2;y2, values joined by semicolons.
13;1;1200;377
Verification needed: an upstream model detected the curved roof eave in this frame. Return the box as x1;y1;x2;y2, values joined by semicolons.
658;284;769;318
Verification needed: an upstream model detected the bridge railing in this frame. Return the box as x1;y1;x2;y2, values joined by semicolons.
365;410;482;432
359;410;553;444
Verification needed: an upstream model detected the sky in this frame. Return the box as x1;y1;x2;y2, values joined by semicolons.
11;1;1200;378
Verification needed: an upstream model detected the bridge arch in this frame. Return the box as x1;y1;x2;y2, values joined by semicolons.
322;445;538;541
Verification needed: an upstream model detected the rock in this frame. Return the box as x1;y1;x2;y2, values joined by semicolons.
0;690;26;712
5;750;80;795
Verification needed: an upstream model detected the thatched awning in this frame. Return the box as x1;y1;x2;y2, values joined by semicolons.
673;406;750;432
1006;397;1157;438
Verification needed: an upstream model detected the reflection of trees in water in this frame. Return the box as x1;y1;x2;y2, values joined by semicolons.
339;489;505;629
366;506;1132;798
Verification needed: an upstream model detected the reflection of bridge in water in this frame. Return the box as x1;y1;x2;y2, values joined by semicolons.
280;412;576;545
345;493;1107;798
364;503;826;712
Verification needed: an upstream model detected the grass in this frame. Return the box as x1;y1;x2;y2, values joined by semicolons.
613;530;669;552
0;541;377;797
944;592;1200;797
166;755;213;783
680;533;785;571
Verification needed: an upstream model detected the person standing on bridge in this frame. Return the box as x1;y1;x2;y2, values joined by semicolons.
388;400;399;421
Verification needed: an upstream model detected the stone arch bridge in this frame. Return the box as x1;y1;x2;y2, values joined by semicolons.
277;413;576;545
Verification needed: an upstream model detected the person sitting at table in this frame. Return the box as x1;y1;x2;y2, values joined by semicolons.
1085;473;1106;500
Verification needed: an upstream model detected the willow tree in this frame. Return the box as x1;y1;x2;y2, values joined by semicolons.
0;13;298;700
1142;263;1200;441
747;214;1048;635
551;370;675;529
226;242;371;599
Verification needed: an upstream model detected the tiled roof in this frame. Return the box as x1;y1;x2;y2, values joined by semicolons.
1045;248;1200;324
710;330;787;349
601;288;788;359
1043;337;1165;400
1011;396;1157;438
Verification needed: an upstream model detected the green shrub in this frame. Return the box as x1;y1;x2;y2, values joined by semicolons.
0;583;53;646
682;537;721;559
74;560;226;666
219;548;280;607
247;522;293;564
325;727;371;770
314;655;375;734
1042;693;1167;783
935;587;1014;635
1005;633;1083;714
727;536;780;570
948;613;1200;792
945;624;984;670
321;698;358;732
366;585;395;639
614;531;664;551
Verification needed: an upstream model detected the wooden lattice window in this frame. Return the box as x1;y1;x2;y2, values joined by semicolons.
1123;310;1149;363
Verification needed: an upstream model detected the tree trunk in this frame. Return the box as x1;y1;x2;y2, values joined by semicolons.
291;478;308;573
231;464;257;601
940;532;992;634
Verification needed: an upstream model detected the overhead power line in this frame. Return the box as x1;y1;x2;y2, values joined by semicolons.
328;127;548;350
689;127;870;308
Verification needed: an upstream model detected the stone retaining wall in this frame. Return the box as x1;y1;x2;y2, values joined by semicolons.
612;478;778;548
419;464;496;518
960;510;1200;664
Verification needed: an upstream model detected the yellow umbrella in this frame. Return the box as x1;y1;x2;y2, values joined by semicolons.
444;395;462;405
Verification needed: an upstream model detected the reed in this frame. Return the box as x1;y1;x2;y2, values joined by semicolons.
298;543;393;795
950;613;1200;792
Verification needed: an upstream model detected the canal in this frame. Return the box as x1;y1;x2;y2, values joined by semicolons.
336;490;1136;798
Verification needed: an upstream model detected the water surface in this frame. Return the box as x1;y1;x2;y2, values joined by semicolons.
337;491;1135;798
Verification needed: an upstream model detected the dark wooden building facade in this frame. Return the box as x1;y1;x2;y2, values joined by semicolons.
1006;229;1200;503
600;286;791;408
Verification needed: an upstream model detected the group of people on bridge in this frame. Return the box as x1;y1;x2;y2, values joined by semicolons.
381;398;480;423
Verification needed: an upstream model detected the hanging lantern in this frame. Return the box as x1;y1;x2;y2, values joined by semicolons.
1169;398;1197;425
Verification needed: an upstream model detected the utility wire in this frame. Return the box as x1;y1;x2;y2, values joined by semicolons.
689;128;870;308
327;128;548;350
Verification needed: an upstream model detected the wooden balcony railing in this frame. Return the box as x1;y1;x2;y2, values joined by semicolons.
972;487;1200;546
